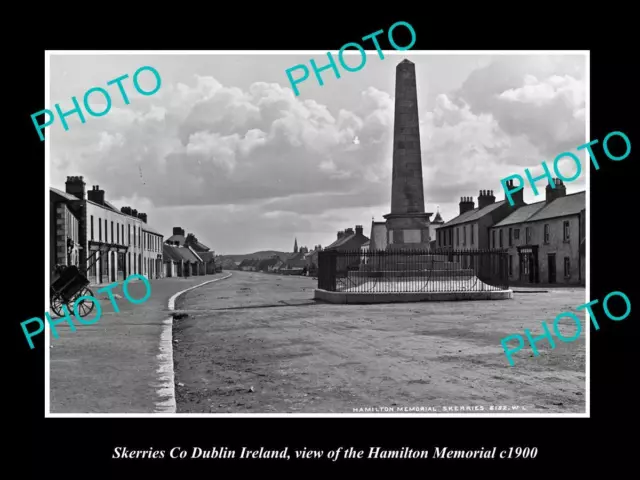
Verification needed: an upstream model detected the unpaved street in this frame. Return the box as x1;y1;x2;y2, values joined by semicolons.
173;271;586;414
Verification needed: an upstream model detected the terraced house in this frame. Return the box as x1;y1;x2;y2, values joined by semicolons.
50;176;164;285
436;186;525;250
489;179;585;286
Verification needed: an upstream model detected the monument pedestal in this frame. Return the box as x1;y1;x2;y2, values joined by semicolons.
383;212;432;251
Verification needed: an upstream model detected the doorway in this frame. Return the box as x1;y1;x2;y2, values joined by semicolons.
548;254;556;284
518;246;539;284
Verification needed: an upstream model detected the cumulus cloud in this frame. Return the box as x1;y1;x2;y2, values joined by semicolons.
50;54;586;252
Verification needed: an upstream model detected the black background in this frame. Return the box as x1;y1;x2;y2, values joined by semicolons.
14;11;634;476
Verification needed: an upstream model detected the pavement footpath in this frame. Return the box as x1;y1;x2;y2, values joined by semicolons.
49;273;230;414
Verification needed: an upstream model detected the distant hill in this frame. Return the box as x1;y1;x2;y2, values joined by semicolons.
220;251;291;263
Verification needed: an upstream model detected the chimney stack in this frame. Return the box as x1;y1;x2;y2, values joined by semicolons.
478;190;496;209
345;227;354;235
355;225;363;236
505;180;524;206
337;230;344;239
120;206;133;216
173;227;185;236
65;176;86;200
138;212;147;223
545;178;567;203
459;196;475;215
87;185;105;205
131;209;138;218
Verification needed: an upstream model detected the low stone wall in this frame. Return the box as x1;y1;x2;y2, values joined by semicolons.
314;288;514;304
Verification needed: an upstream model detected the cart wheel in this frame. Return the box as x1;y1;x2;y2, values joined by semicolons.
70;287;95;318
50;293;66;317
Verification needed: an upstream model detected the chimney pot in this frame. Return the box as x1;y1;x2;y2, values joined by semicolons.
87;185;105;205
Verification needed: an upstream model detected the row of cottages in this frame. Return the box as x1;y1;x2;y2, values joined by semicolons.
162;227;220;277
304;245;323;276
238;259;261;271
50;176;164;285
436;178;585;286
489;180;585;286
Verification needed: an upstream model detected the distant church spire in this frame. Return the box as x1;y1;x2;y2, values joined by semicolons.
294;238;298;253
433;205;444;224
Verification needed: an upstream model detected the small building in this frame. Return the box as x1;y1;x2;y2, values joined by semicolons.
198;251;218;274
325;225;370;252
238;259;260;271
437;187;525;250
257;256;281;273
162;243;182;277
490;178;585;286
163;243;204;277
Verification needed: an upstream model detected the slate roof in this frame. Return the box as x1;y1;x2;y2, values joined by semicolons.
142;224;163;236
526;191;585;222
493;202;547;227
198;251;216;262
50;187;80;202
177;247;202;263
325;232;369;250
166;234;186;246
492;191;585;227
285;252;307;268
443;201;507;228
163;244;183;263
188;240;210;252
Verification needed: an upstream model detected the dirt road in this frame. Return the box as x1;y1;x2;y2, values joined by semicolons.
173;271;586;414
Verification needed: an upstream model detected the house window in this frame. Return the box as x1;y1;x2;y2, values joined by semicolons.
471;224;474;245
564;257;571;277
449;229;452;246
526;227;531;244
104;219;108;242
514;228;520;240
111;221;114;244
509;255;513;276
492;230;496;249
128;225;131;245
90;215;94;241
463;226;466;246
544;224;550;244
563;221;570;242
133;225;136;247
456;228;459;247
117;223;120;244
122;225;124;245
99;219;102;241
508;228;512;247
499;229;503;248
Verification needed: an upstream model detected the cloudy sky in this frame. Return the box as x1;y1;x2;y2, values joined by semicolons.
49;53;587;254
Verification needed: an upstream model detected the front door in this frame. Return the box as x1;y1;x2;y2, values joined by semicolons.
519;253;529;282
548;254;556;284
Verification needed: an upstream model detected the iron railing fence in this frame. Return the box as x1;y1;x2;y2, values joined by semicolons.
317;248;509;293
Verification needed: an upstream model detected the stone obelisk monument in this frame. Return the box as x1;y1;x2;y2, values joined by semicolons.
383;59;432;250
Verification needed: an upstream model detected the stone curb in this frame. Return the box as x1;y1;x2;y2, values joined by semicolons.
155;273;233;413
